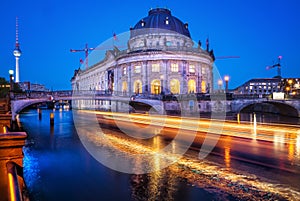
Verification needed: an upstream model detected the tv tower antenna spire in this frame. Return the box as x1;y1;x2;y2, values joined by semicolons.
13;16;22;83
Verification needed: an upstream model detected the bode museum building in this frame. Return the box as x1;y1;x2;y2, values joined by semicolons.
71;8;217;112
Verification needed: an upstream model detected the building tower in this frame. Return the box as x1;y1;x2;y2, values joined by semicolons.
13;17;21;83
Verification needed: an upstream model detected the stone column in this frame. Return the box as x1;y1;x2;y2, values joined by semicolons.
181;61;187;94
104;71;108;92
163;60;168;94
114;65;119;95
145;61;150;94
197;64;201;93
142;61;147;94
200;65;204;93
210;64;213;93
128;63;132;96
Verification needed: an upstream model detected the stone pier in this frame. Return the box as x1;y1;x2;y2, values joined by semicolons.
0;132;27;201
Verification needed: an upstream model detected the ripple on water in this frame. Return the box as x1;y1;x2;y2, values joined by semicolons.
23;144;41;199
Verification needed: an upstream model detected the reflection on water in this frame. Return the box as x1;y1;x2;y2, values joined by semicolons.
21;109;224;201
240;112;300;125
20;109;300;200
222;136;232;169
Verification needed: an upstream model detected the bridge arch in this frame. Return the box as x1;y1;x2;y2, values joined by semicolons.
12;99;50;114
239;101;299;117
129;99;164;114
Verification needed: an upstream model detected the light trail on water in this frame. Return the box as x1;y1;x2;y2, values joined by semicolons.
76;110;300;200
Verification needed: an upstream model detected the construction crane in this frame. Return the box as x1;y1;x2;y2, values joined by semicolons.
266;55;282;78
70;41;126;69
70;43;95;69
215;56;240;60
197;38;240;61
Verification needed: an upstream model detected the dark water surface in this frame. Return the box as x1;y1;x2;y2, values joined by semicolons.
21;109;230;201
21;109;300;201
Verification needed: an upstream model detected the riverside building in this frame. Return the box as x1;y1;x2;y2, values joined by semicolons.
71;8;215;95
71;8;216;112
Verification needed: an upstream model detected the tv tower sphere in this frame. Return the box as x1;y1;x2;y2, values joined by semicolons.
13;47;21;57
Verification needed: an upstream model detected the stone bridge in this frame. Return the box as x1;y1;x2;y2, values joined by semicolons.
9;91;300;119
10;91;73;120
230;98;300;117
10;91;166;119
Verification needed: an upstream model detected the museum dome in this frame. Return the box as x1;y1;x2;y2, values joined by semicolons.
130;8;191;38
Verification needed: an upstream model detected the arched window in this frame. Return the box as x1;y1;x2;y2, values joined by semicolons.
151;79;161;95
133;80;142;94
170;79;180;94
201;80;206;93
188;79;196;93
122;81;128;94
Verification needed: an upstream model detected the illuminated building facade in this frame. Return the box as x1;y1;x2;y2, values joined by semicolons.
233;78;282;95
71;8;214;97
233;78;300;96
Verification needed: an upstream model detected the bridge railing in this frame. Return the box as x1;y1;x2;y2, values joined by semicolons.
72;90;111;97
6;161;26;201
12;91;73;100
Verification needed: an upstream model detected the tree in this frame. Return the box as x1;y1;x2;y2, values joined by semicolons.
0;77;9;98
0;77;22;98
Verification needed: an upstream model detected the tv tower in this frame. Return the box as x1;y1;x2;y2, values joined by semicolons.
13;16;21;83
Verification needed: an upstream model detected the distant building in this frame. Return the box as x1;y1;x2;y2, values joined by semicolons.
233;78;300;96
280;78;300;95
18;81;49;92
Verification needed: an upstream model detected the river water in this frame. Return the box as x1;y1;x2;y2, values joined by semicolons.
20;109;300;201
21;109;231;201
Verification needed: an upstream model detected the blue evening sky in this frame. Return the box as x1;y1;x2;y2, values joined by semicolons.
0;0;299;90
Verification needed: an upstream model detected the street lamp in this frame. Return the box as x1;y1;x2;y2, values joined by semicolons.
9;70;14;91
286;86;290;94
288;79;293;93
224;75;229;93
217;79;223;91
7;70;14;115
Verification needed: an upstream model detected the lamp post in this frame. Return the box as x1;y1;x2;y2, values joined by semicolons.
288;79;293;94
9;70;14;91
224;75;229;93
7;70;14;124
217;79;223;92
8;70;15;108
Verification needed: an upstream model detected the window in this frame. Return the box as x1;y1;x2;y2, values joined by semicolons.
133;80;142;94
123;67;127;75
151;79;161;95
189;64;195;73
171;63;178;72
134;65;141;73
152;63;160;72
201;66;206;74
122;81;128;93
188;79;196;93
165;17;169;25
170;79;180;94
201;80;206;93
166;41;172;46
